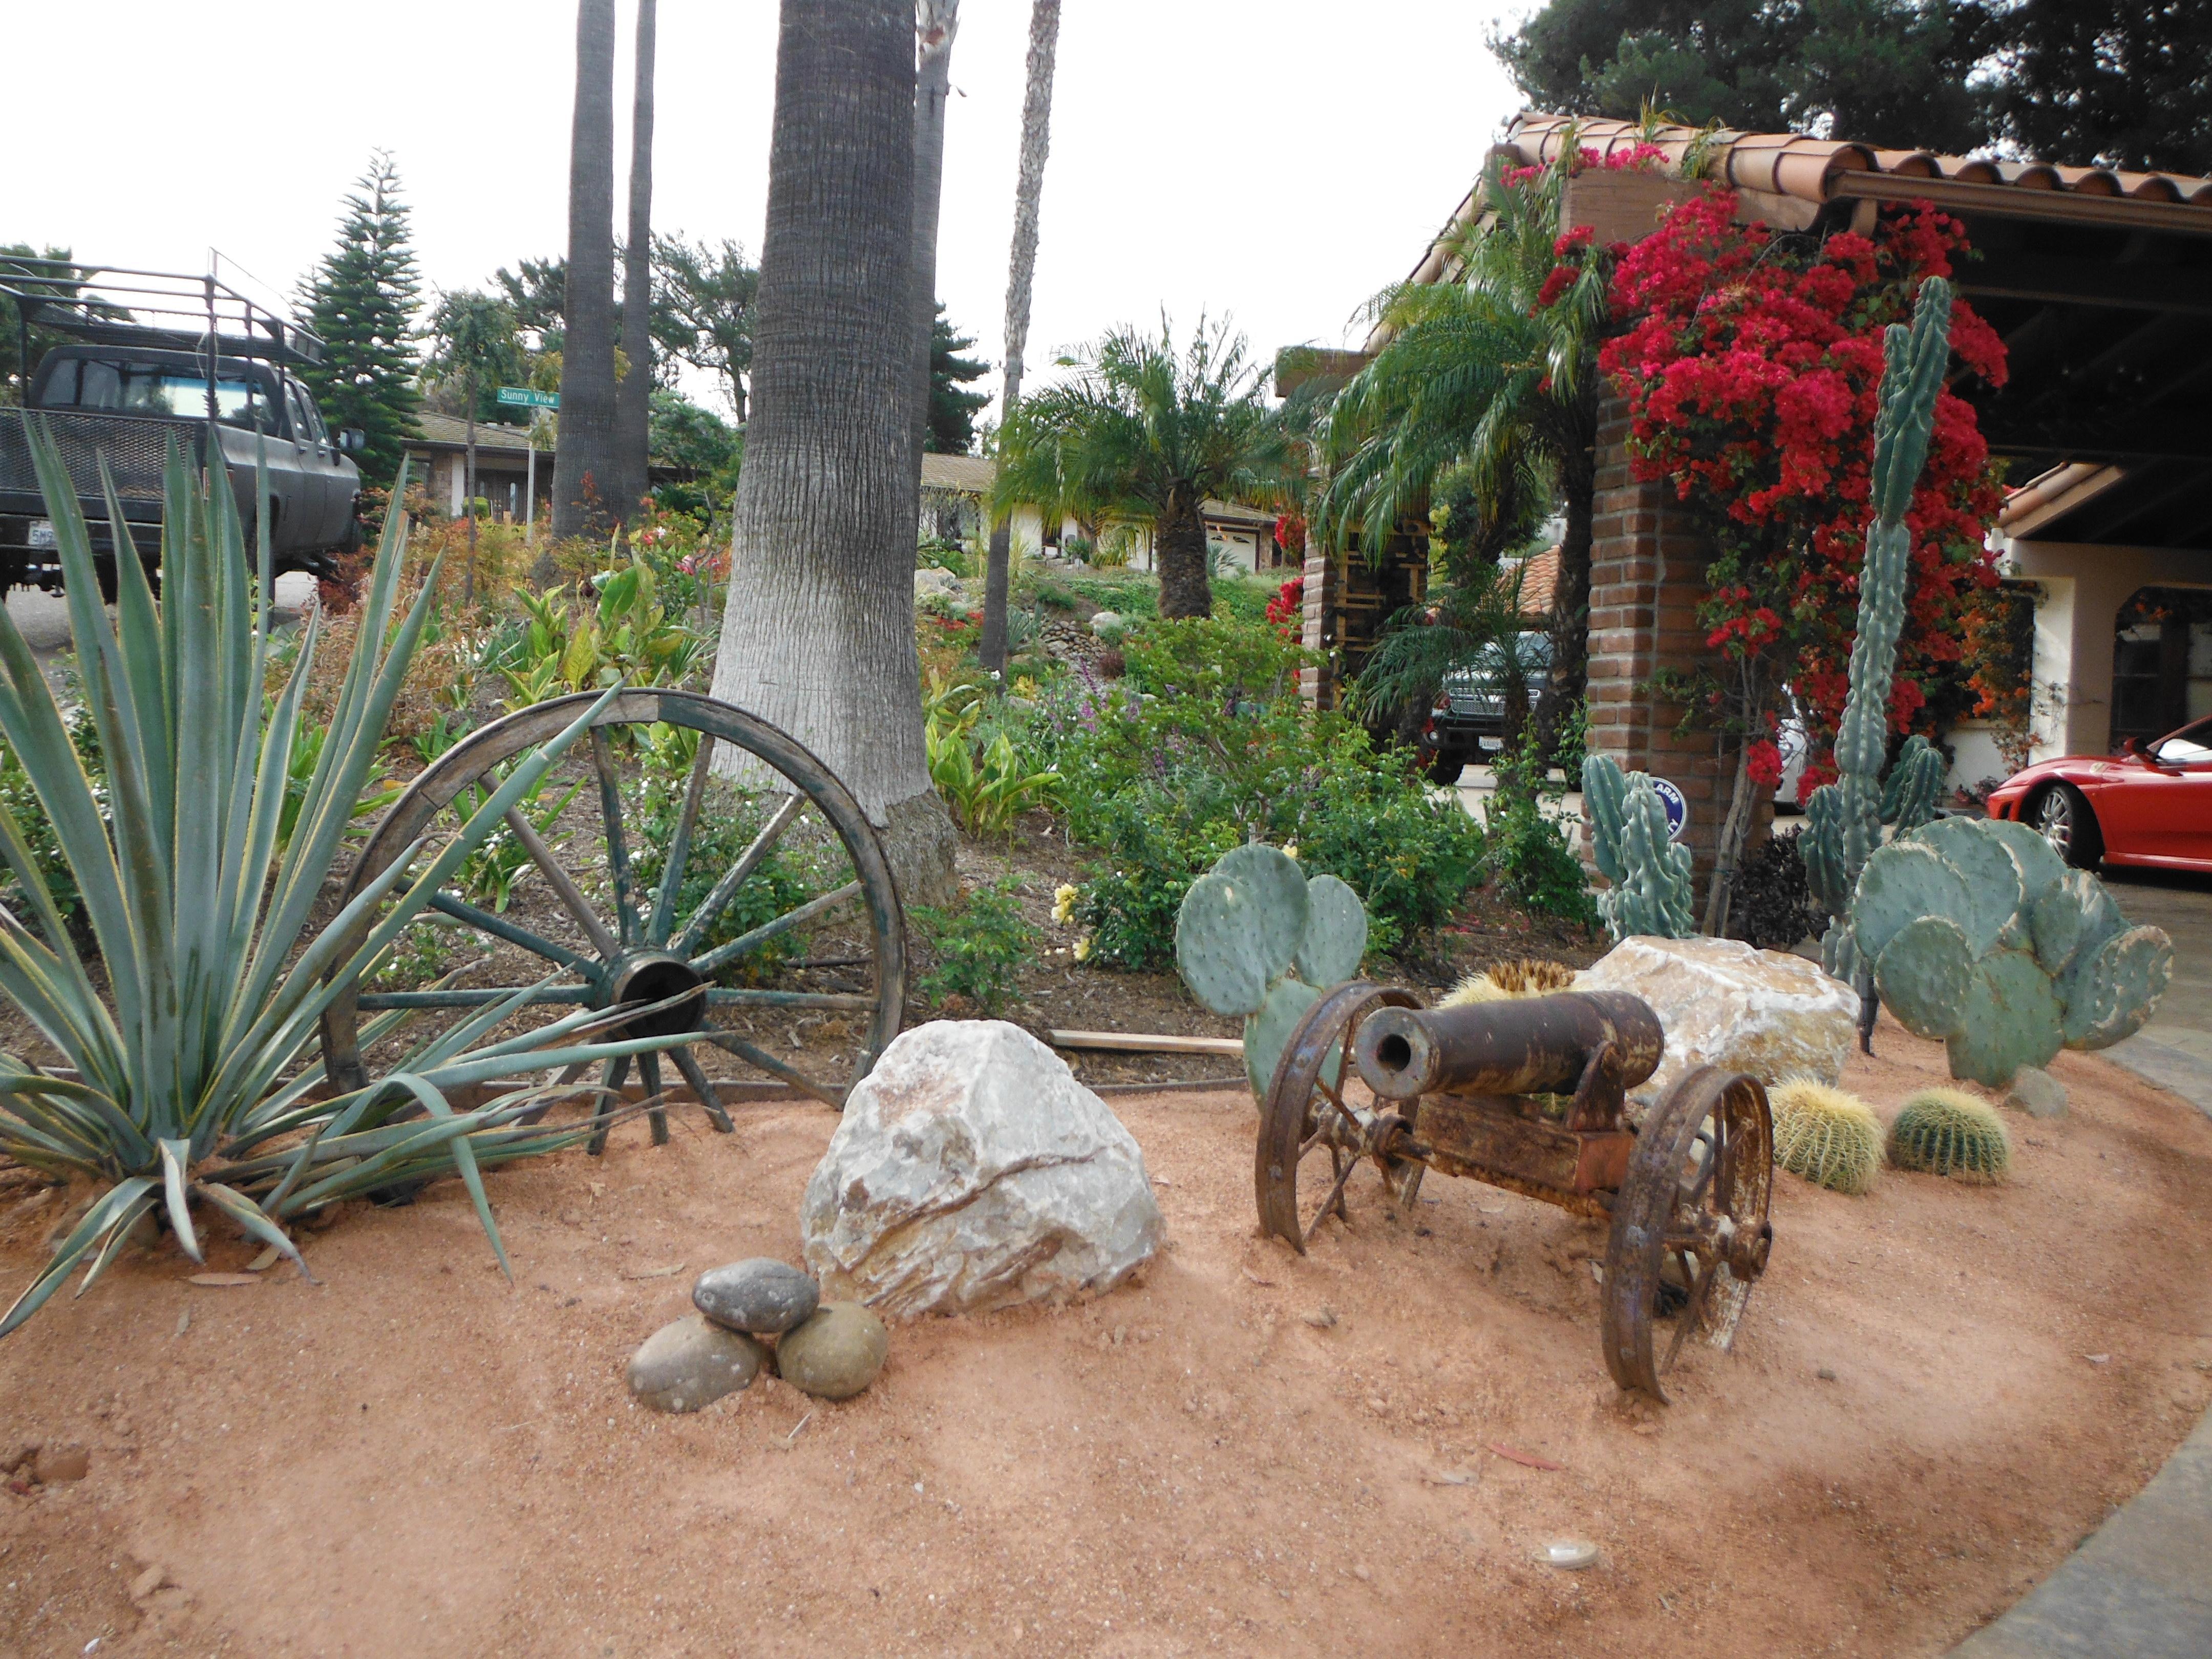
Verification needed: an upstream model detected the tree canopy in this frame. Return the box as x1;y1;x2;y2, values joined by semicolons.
295;152;423;488
423;290;527;424
928;304;989;454
1493;1;2212;172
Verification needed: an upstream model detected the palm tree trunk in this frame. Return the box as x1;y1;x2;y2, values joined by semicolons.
979;0;1061;673
614;0;658;527
1156;485;1211;619
909;3;959;481
1534;416;1595;750
709;0;954;905
552;0;620;552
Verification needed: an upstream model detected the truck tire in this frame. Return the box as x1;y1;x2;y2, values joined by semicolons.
1426;749;1466;786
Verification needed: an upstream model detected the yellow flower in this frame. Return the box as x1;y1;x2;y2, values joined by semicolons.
1073;936;1093;963
1051;883;1078;924
1282;841;1300;862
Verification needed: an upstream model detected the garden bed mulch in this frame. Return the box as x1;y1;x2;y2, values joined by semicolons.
4;1017;2210;1658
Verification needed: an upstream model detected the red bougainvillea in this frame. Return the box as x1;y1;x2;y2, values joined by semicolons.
1598;188;2008;782
1265;575;1305;640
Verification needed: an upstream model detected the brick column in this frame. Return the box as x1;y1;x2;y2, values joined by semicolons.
1584;394;1733;912
1300;545;1337;708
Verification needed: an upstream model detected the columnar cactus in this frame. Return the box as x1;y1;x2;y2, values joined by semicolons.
1175;844;1369;1097
1844;816;2172;1086
1880;734;1945;835
1581;754;1694;941
1889;1087;2011;1183
1805;277;1955;965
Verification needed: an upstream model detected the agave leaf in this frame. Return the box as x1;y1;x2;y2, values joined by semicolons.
377;1072;513;1278
74;1184;161;1298
158;1137;201;1262
0;1176;158;1338
193;1180;316;1283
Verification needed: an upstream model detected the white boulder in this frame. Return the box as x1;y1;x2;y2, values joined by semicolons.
801;1020;1163;1318
914;566;961;598
1580;934;1858;1103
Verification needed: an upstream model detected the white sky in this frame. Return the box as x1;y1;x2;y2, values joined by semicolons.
8;1;1532;418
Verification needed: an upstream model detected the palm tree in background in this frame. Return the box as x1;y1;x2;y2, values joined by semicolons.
908;2;959;492
614;0;658;522
1318;147;1610;743
995;318;1291;620
709;0;955;904
552;0;619;548
978;0;1061;672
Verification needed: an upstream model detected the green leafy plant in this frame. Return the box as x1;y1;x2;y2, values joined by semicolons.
1175;843;1368;1096
1888;1087;2010;1183
1486;715;1598;928
1768;1076;1883;1195
912;875;1040;1015
500;563;703;711
0;436;700;1336
926;713;1061;837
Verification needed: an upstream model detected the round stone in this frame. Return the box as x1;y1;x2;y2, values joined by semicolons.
775;1301;888;1401
626;1314;768;1413
693;1258;820;1336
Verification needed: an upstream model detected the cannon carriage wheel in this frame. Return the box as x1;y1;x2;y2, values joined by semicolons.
318;688;905;1146
1601;1067;1774;1401
1255;982;1428;1250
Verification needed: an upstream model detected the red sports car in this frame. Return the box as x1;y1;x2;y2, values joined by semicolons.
1984;714;2212;873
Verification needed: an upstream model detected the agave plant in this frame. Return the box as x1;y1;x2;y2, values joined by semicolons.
0;429;700;1336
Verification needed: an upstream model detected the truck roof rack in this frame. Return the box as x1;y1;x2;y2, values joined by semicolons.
0;257;326;370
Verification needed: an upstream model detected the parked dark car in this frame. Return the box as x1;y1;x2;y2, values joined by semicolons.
1416;630;1551;784
1984;713;2212;873
1;344;363;593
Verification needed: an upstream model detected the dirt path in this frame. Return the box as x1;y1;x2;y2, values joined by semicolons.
4;1016;2210;1659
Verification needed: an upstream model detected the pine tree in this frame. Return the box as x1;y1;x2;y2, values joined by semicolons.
297;153;423;490
927;305;989;454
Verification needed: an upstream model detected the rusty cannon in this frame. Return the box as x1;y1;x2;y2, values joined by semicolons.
1254;984;1774;1400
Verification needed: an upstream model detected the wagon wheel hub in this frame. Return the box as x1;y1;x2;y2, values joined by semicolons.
601;951;709;1039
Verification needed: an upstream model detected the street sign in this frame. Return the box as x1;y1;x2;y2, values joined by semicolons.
1649;777;1689;841
496;386;559;409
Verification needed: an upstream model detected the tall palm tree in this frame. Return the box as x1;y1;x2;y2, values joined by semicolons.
709;0;955;904
553;0;620;547
1318;146;1609;742
995;318;1291;619
908;2;959;486
614;0;658;523
978;0;1061;672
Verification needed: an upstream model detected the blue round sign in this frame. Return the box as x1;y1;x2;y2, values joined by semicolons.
1649;777;1689;841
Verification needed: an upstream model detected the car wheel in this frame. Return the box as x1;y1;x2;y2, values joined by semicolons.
1426;750;1466;786
2031;783;2102;868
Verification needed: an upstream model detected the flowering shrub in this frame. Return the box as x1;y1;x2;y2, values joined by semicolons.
1264;575;1304;639
1598;189;2008;779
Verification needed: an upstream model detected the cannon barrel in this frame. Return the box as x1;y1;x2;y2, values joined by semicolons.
1354;990;1664;1101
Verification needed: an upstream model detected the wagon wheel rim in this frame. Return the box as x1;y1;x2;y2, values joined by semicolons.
318;688;906;1145
1254;982;1424;1251
1601;1067;1773;1401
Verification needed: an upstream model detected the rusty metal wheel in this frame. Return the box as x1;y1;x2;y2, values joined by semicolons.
1254;982;1427;1251
1601;1067;1774;1401
319;689;905;1148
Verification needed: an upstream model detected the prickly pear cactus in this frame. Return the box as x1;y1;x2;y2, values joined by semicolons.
1804;277;1956;950
1581;755;1694;941
1845;816;2172;1087
1889;1087;2010;1183
1880;734;1945;834
1175;844;1371;1097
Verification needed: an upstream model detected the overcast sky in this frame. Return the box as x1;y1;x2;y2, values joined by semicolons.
9;1;1531;418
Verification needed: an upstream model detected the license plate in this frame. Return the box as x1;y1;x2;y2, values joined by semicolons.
28;520;55;549
1479;735;1504;752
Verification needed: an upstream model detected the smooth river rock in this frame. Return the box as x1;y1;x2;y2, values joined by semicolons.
693;1258;819;1336
1580;934;1858;1104
775;1302;890;1400
800;1019;1163;1317
626;1314;768;1413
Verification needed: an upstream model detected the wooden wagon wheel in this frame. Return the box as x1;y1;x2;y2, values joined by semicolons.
1254;982;1427;1251
319;688;905;1147
1601;1066;1774;1401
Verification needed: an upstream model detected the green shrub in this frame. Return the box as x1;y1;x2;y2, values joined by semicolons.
913;875;1040;1015
1028;618;1486;969
1484;713;1598;928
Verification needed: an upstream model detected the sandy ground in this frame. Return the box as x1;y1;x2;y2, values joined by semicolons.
4;1015;2211;1659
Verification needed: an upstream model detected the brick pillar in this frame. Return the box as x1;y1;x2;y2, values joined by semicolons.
1300;545;1337;708
1584;393;1733;913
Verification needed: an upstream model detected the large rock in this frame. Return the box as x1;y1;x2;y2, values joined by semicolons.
801;1020;1163;1317
1580;935;1857;1104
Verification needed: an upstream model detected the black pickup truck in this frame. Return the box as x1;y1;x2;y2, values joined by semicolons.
1;261;365;593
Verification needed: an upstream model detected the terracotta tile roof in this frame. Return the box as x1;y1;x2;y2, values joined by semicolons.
1507;545;1558;618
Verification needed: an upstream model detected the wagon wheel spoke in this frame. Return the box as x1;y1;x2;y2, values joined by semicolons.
505;806;618;959
700;1029;846;1109
1303;1145;1361;1247
587;1053;631;1157
1661;1249;1719;1375
356;985;595;1011
427;892;600;975
670;1044;734;1134
637;1049;669;1146
672;792;806;958
590;728;644;948
649;735;717;947
689;882;864;979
